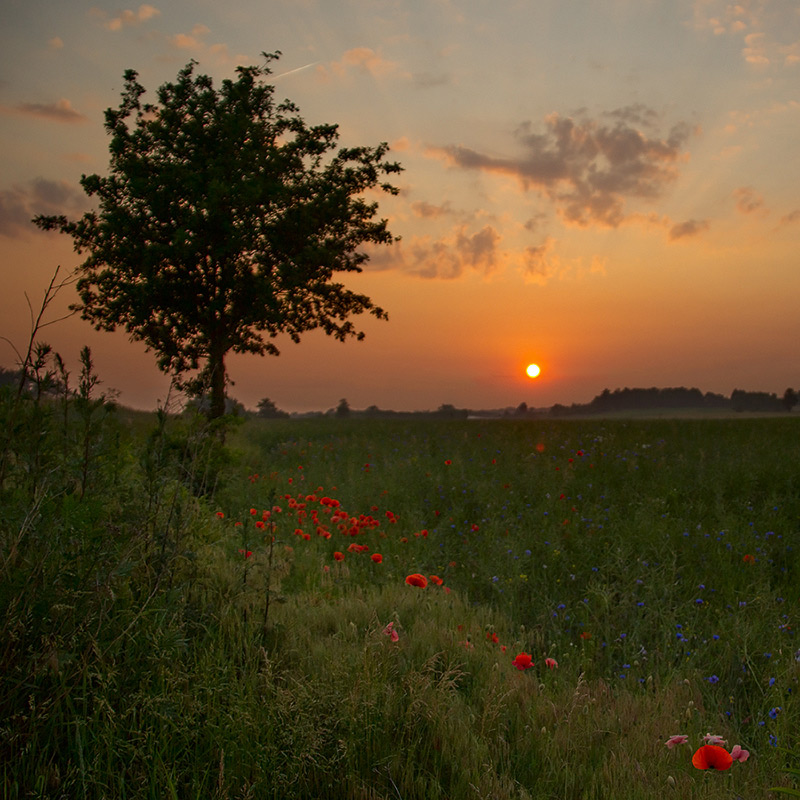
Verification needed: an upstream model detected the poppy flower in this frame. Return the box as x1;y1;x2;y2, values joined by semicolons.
333;551;345;561
487;632;499;643
703;734;726;746
371;553;383;563
545;657;558;669
428;575;443;585
743;554;755;564
664;734;688;749
382;621;399;642
692;745;733;771
216;511;224;518
730;744;749;762
405;573;428;588
238;549;252;558
512;652;534;671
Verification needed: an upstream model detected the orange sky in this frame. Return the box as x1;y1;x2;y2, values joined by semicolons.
2;1;799;412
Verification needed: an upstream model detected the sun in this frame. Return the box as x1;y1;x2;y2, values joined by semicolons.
526;363;541;379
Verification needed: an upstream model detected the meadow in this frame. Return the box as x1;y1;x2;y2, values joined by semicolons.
2;396;799;798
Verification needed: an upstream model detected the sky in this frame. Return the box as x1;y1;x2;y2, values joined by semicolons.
1;0;799;413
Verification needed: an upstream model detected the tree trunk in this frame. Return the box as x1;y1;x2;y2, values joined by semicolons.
208;337;227;419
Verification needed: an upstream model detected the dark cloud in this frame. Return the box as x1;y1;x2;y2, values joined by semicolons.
366;224;503;279
411;200;454;219
1;99;87;123
668;218;710;240
432;107;694;228
0;178;87;238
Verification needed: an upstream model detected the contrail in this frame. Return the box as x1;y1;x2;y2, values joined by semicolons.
272;62;319;81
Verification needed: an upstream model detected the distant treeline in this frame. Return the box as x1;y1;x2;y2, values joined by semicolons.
548;386;798;416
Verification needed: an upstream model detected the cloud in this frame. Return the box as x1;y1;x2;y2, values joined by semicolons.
104;4;160;31
0;178;87;239
691;0;800;68
733;185;767;214
668;218;711;240
170;23;210;50
318;48;408;81
366;224;503;279
778;208;800;226
429;106;693;228
411;200;455;219
166;24;249;66
0;98;87;123
48;36;64;49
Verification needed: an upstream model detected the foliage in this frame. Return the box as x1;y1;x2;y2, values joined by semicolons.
34;52;402;418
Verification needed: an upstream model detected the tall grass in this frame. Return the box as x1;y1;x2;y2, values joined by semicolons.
2;407;799;797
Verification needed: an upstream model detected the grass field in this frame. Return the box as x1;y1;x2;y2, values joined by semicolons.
2;405;799;798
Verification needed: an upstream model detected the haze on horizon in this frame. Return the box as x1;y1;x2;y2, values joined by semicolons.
1;0;799;414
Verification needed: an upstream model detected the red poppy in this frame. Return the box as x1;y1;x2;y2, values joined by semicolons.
371;553;383;563
405;573;428;588
333;551;345;561
580;631;592;640
692;745;733;771
742;554;755;564
428;575;443;585
487;632;499;643
512;652;534;670
216;511;224;518
238;549;252;558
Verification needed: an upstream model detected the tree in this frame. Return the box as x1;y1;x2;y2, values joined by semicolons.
34;52;402;418
256;396;288;419
783;388;798;412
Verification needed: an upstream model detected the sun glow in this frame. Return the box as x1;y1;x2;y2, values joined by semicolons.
526;363;541;378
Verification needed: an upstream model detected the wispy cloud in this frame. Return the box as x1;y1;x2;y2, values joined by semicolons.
0;98;87;124
691;0;800;68
317;48;408;81
103;4;160;31
166;24;249;66
668;218;711;240
733;185;767;215
0;178;87;239
428;106;694;229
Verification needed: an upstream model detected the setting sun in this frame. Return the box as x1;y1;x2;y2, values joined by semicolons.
526;363;541;378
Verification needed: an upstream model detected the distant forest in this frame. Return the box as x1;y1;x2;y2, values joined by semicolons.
546;386;798;416
2;366;796;419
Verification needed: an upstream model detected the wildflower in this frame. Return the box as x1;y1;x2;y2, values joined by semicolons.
444;459;451;466
707;675;719;684
487;632;499;643
703;734;726;746
692;745;733;771
250;508;257;515
664;734;688;749
512;652;534;671
580;631;591;640
216;511;224;518
545;657;558;669
371;553;383;563
742;554;755;564
730;744;749;762
333;551;345;561
405;573;428;588
769;706;781;719
428;575;443;585
238;549;252;558
382;622;399;642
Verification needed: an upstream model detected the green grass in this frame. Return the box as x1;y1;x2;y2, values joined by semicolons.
2;408;799;798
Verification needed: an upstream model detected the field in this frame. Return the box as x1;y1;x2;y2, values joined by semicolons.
2;406;799;798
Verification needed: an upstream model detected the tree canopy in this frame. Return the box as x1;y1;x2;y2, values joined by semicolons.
35;52;402;417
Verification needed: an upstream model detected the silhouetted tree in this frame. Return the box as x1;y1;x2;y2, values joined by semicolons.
783;388;798;412
34;53;402;418
256;397;289;418
335;398;350;418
